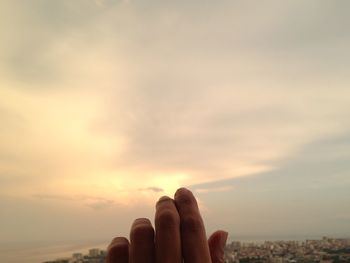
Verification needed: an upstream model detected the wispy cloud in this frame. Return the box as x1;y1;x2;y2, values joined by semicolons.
195;186;233;194
32;194;76;201
138;187;164;193
32;193;117;210
86;199;116;210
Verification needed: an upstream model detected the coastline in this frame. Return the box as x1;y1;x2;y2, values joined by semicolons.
0;241;108;263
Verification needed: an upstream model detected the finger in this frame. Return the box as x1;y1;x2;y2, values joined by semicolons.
129;218;155;263
208;230;228;263
174;188;211;263
106;237;129;263
155;196;181;263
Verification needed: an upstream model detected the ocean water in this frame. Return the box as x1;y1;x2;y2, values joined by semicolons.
0;240;108;263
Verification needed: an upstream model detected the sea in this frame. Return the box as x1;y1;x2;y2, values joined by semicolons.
0;240;108;263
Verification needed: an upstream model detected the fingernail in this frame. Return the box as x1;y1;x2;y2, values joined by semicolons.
156;196;171;207
220;231;228;248
217;231;228;262
133;218;151;225
108;237;128;250
175;187;189;197
158;196;171;202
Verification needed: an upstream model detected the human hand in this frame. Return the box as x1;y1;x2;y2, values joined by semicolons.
106;187;228;263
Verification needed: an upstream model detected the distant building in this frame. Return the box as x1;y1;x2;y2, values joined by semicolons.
72;253;83;260
89;248;100;257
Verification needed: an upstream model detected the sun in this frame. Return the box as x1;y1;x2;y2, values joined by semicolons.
148;172;189;197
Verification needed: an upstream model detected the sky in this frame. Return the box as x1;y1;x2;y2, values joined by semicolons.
0;0;350;245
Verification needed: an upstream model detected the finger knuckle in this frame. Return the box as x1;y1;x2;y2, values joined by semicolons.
131;224;154;241
107;240;129;262
176;193;196;207
181;214;203;233
156;209;180;229
108;241;128;254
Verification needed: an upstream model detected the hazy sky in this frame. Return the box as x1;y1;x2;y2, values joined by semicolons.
1;0;350;244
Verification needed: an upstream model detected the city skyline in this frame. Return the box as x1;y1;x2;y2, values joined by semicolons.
41;236;350;263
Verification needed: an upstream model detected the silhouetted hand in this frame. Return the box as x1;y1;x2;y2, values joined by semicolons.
106;187;228;263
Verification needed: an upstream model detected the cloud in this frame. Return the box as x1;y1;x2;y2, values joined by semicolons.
0;0;350;243
32;194;75;201
195;186;233;194
191;133;350;237
190;131;350;194
0;0;117;84
32;193;117;210
94;0;104;6
1;0;350;204
82;1;350;190
138;187;164;193
86;199;115;210
334;213;350;221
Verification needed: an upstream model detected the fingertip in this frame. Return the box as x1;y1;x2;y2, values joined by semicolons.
219;231;228;249
174;187;190;198
159;195;171;201
208;230;228;246
110;236;129;245
208;231;228;263
107;237;129;263
156;196;172;207
174;187;198;210
132;217;151;225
